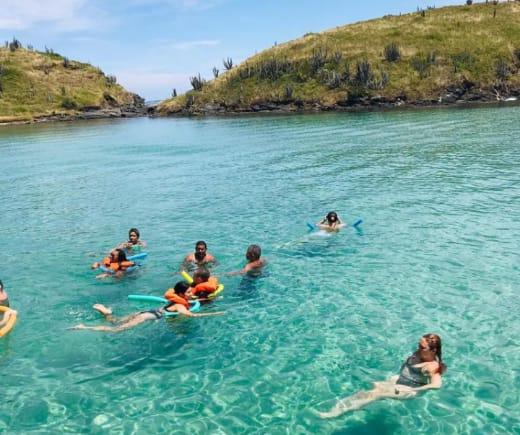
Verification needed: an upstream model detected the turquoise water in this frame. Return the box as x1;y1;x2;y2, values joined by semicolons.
0;107;519;433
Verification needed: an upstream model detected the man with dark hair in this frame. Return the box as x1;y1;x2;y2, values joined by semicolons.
183;241;217;269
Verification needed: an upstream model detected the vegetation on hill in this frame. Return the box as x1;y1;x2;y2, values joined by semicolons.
0;39;144;123
157;2;520;115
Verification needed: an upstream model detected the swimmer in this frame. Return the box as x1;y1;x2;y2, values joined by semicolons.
316;211;345;232
186;268;220;299
182;241;218;270
227;245;267;276
0;280;9;308
319;333;446;418
70;282;224;333
116;228;146;254
91;249;136;279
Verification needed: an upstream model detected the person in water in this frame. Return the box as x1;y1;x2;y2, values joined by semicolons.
319;333;446;418
0;307;17;329
116;228;146;254
70;282;224;333
227;245;267;276
91;249;136;278
182;241;217;269
186;268;220;299
0;280;10;308
317;211;345;232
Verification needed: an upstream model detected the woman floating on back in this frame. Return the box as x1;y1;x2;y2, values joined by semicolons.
319;333;446;418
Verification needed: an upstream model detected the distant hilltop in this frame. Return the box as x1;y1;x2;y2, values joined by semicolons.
0;40;145;124
156;1;520;116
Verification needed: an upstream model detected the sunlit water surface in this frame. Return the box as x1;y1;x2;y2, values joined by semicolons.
0;107;519;433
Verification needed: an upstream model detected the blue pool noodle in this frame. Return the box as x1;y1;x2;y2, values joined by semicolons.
306;222;316;231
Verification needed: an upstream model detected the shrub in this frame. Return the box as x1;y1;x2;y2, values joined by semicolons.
190;73;206;91
384;42;401;62
9;37;22;52
223;57;233;70
61;97;77;109
283;85;294;101
326;71;342;89
106;75;117;85
451;52;475;73
495;59;510;81
331;51;343;65
355;59;374;86
256;57;292;80
310;47;328;74
63;57;70;68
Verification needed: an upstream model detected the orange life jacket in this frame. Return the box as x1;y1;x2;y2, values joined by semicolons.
191;276;219;296
163;288;190;310
101;257;135;271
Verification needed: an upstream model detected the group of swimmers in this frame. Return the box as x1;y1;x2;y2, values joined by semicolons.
1;213;447;417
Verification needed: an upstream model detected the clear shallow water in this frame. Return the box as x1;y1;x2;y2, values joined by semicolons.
0;107;519;433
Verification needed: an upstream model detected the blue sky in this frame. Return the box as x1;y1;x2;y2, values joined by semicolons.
1;0;462;100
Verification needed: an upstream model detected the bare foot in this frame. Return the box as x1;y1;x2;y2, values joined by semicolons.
93;304;112;315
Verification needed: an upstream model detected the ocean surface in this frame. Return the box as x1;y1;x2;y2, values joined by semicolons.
0;107;519;434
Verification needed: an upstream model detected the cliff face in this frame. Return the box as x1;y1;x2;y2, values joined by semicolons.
0;46;145;123
156;2;520;116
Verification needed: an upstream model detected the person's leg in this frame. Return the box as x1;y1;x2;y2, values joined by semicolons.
71;312;156;333
92;304;121;323
319;379;413;418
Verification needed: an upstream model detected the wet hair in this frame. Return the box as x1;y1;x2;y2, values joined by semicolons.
422;333;447;374
113;249;128;263
174;281;190;295
193;268;210;283
326;211;339;223
246;244;261;261
129;228;140;238
0;280;3;291
195;241;207;249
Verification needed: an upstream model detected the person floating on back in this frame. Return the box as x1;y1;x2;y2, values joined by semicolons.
316;211;345;232
182;241;217;270
318;333;446;418
116;228;146;255
70;282;224;333
186;268;220;300
227;245;267;276
91;248;136;279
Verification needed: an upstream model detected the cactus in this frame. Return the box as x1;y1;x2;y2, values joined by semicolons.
384;42;401;62
223;57;233;70
212;67;219;78
355;59;374;86
494;59;509;81
310;47;328;74
189;74;206;91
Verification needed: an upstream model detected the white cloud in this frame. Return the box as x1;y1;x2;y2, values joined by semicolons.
0;0;96;31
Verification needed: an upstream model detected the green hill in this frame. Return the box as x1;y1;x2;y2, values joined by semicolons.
0;43;144;123
157;2;520;115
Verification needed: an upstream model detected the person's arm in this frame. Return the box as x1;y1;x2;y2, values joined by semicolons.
412;373;442;391
174;304;225;317
0;309;17;327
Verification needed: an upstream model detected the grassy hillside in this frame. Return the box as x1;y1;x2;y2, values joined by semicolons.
0;44;143;122
158;1;520;115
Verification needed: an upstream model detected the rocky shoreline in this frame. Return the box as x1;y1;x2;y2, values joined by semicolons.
153;84;520;117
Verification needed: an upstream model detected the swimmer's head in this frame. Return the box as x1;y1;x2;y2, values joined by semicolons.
418;333;446;374
174;281;190;295
112;249;128;263
246;244;261;261
192;268;210;284
0;280;3;291
129;228;140;243
326;211;338;223
194;241;207;261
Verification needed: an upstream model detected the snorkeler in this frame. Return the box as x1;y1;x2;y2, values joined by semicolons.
91;249;136;278
182;241;217;269
227;245;267;276
319;333;446;418
0;280;10;307
316;211;345;232
70;282;224;333
116;228;146;254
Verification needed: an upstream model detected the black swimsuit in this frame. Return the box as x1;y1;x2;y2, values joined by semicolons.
139;309;163;320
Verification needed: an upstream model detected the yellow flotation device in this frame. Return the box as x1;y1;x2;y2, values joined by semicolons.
0;306;17;337
181;271;224;300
